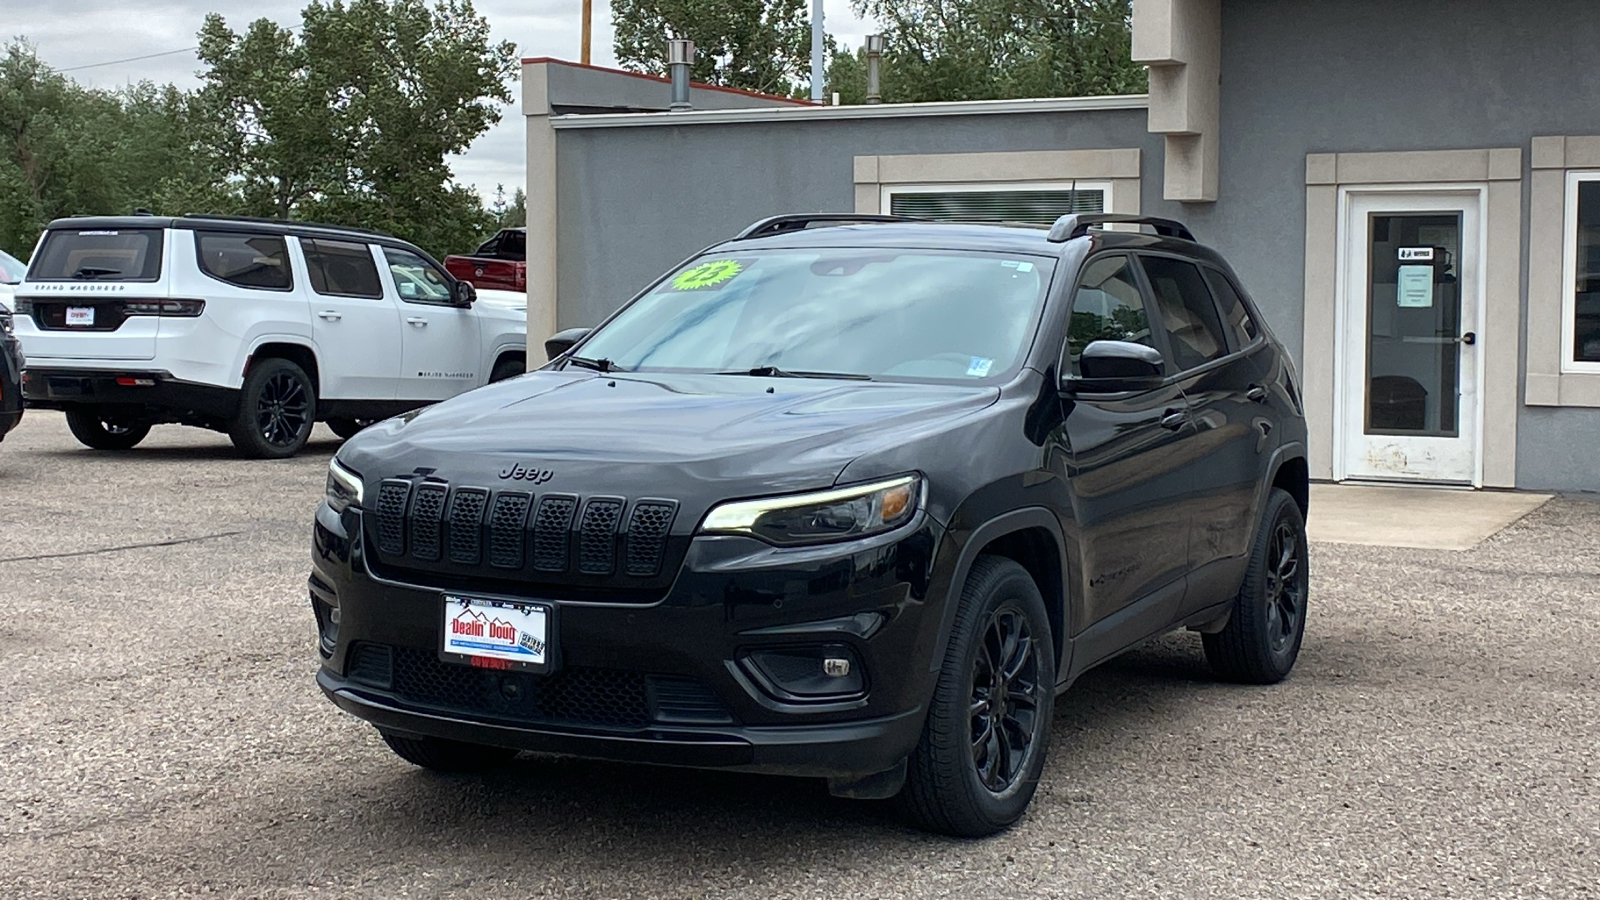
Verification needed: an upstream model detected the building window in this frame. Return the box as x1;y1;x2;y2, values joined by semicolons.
1565;172;1600;369
883;181;1109;225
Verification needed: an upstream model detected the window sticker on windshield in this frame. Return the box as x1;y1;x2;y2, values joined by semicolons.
1000;260;1034;273
670;259;743;291
967;356;994;377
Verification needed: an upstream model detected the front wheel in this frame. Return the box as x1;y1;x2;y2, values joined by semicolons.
65;409;151;451
1203;487;1309;684
898;556;1056;837
378;729;519;773
229;357;316;459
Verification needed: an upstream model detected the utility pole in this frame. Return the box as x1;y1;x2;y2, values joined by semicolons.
809;0;824;102
581;0;592;65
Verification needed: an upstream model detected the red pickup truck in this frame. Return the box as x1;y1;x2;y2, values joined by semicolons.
443;227;526;292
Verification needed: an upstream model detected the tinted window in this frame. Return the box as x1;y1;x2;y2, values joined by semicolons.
28;228;163;282
196;232;292;290
577;249;1054;381
384;247;453;303
499;230;526;260
1066;255;1152;375
302;239;382;299
1140;255;1229;371
1202;267;1259;350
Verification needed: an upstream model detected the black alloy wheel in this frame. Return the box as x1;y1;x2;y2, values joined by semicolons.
899;555;1055;837
970;607;1044;793
229;357;317;459
1203;487;1309;684
64;408;152;451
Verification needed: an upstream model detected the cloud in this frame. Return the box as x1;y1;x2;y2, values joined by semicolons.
12;0;875;199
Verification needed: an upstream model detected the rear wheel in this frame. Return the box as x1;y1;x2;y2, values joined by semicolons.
1203;488;1309;684
378;729;519;773
64;409;151;451
898;556;1055;837
229;357;316;459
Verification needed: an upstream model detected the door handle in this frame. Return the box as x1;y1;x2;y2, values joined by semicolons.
1246;383;1269;403
406;317;428;326
1459;331;1477;345
1159;409;1188;430
317;310;342;321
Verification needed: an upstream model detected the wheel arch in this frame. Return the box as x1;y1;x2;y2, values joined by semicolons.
246;341;321;398
935;508;1071;681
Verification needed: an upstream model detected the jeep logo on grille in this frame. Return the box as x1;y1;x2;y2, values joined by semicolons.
499;463;555;484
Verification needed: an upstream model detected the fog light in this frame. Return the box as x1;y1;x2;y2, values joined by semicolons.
743;644;865;700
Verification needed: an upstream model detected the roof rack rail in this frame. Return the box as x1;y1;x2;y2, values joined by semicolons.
1046;214;1195;243
181;213;395;239
732;213;926;240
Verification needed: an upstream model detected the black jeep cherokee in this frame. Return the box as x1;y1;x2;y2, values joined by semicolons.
310;213;1310;837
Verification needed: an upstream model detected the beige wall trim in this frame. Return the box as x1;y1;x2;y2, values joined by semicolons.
1131;0;1219;202
522;62;559;356
852;149;1141;215
1302;149;1523;488
1526;136;1600;407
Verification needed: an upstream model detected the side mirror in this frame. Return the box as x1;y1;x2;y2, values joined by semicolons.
544;326;591;362
1061;340;1166;394
452;280;477;306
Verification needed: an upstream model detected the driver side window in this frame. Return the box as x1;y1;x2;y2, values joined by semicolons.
1065;255;1153;375
383;247;454;304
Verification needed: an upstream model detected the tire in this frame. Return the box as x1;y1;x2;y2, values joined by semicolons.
228;357;316;459
1203;487;1309;684
378;729;519;773
325;417;373;440
489;356;524;383
898;556;1056;837
64;409;151;451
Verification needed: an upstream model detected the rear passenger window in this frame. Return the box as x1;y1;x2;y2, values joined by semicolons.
1066;255;1154;375
1139;256;1230;371
1202;267;1261;349
196;232;291;290
301;239;383;299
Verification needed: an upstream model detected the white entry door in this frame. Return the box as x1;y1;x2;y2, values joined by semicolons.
1337;189;1483;484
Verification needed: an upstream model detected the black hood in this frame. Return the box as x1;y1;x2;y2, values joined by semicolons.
341;370;1000;506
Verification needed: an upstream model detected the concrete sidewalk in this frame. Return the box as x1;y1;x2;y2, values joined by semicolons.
1305;482;1552;550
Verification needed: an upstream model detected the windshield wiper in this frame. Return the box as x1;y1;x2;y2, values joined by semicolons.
565;355;621;373
718;365;872;381
71;266;122;279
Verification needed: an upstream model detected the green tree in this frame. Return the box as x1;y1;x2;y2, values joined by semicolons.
611;0;812;96
828;0;1144;104
489;184;526;229
195;0;518;256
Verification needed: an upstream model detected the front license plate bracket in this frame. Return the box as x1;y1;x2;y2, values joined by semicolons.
439;594;558;674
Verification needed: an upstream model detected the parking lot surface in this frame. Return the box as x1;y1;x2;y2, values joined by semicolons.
1;412;1596;899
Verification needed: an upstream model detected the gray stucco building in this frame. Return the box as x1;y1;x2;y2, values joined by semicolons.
521;0;1600;493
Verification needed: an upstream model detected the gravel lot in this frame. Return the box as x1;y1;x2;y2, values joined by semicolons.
1;411;1596;899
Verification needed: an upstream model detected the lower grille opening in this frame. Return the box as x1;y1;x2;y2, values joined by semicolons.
364;646;735;731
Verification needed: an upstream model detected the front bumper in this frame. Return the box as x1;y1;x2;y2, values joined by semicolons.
311;502;948;780
23;367;237;421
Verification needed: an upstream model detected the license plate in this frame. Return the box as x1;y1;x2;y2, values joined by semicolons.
440;594;553;672
65;306;95;327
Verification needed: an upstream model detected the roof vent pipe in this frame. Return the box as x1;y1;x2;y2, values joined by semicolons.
865;34;885;104
668;39;695;110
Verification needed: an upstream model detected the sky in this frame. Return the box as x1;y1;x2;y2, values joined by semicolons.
10;0;877;202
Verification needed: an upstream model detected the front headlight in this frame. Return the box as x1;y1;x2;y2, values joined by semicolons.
325;457;364;512
699;475;921;546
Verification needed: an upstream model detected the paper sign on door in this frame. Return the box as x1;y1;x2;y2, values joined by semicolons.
1397;265;1434;308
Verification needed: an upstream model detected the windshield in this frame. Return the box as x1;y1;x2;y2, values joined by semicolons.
0;248;23;284
28;228;164;282
577;249;1055;381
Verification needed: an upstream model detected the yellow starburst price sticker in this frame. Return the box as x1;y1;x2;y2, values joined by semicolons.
670;259;744;291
